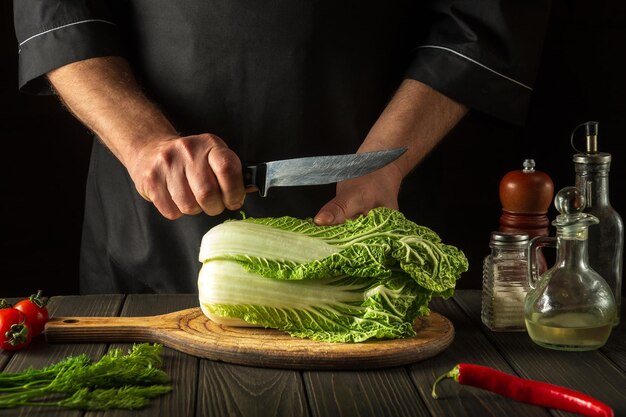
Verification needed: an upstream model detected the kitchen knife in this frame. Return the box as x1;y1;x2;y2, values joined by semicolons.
244;147;406;196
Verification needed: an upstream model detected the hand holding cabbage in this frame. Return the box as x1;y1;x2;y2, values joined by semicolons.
198;207;468;343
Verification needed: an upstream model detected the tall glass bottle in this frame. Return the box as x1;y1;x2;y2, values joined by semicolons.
525;187;616;351
572;121;623;325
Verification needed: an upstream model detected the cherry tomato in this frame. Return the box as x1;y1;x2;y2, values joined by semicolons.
13;290;49;337
0;301;32;351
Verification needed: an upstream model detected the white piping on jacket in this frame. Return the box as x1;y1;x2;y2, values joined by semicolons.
416;45;532;91
18;19;116;53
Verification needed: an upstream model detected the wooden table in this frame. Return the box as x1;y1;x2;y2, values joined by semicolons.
1;290;624;417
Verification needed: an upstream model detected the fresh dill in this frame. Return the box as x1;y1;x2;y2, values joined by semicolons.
0;343;172;410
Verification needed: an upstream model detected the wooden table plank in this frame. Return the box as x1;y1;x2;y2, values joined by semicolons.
304;367;429;417
601;300;626;372
188;296;310;417
454;291;626;417
0;294;125;417
196;361;309;417
0;350;10;371
84;294;200;417
408;298;551;417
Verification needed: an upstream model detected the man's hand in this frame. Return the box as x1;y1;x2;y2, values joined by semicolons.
314;79;468;226
314;162;403;225
129;133;245;220
47;56;246;219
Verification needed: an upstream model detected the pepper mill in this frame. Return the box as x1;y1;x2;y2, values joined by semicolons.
499;159;554;275
499;159;555;238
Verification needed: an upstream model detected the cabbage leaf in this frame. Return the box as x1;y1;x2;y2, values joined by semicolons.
198;207;468;343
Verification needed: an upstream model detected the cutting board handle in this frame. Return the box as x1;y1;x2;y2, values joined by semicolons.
44;309;189;344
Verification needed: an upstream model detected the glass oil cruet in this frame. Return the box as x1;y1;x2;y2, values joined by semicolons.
524;186;616;351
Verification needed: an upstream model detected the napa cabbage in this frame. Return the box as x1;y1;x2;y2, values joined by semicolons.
198;207;468;343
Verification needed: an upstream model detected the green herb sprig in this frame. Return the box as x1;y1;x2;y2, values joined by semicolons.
0;343;172;410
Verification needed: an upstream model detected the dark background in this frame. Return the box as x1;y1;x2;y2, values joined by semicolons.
1;1;625;297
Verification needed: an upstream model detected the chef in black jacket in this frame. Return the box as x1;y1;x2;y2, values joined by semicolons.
13;1;551;294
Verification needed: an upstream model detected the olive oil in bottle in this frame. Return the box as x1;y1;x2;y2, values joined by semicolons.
525;187;616;351
525;313;614;351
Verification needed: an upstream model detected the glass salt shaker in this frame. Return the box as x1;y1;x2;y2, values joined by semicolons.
481;232;530;331
525;186;616;351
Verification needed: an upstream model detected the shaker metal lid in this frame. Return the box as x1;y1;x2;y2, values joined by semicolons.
490;231;530;246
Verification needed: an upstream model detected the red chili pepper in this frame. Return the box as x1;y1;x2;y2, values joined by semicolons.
431;363;614;417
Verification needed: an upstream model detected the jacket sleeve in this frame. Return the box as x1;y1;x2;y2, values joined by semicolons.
13;0;122;95
406;0;552;126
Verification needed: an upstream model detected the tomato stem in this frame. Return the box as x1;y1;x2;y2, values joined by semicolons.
6;323;29;346
29;290;48;309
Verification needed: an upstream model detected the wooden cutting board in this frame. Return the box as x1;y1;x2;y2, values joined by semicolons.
44;308;453;370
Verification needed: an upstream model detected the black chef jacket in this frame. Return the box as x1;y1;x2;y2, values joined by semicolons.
13;1;551;294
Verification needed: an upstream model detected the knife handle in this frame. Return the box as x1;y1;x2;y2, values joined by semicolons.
243;164;267;197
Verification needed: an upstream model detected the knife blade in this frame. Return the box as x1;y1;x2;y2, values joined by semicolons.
244;147;406;197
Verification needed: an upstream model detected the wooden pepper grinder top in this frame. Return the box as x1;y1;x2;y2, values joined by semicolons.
499;159;554;238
